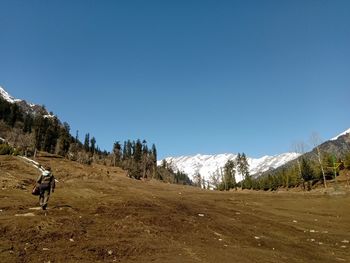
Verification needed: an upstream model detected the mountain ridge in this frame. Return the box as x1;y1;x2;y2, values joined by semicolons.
159;127;350;184
158;152;300;183
0;86;52;117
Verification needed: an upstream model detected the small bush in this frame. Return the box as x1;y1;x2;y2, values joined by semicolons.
0;144;14;155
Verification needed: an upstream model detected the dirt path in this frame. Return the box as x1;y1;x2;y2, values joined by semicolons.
1;156;349;262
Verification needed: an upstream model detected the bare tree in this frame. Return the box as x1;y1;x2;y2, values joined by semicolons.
193;172;202;188
209;169;221;190
292;141;307;190
310;132;327;188
17;133;35;156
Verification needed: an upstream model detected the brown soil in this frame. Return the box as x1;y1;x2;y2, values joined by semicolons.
1;155;349;263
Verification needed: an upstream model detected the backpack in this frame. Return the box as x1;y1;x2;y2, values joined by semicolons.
40;172;53;191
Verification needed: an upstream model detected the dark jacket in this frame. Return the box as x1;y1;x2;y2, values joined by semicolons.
36;171;55;192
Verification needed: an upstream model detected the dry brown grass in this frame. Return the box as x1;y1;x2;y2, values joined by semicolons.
0;155;349;263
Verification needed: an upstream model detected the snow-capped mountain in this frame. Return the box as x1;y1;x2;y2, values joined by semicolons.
158;152;300;183
330;128;350;141
0;86;22;103
0;86;52;117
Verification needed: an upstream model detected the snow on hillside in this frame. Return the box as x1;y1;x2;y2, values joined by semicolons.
0;86;54;117
0;86;22;103
158;152;300;183
330;128;350;141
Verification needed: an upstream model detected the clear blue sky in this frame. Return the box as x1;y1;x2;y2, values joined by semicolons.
1;0;349;159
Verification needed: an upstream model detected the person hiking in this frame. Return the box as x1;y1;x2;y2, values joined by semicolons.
36;166;55;210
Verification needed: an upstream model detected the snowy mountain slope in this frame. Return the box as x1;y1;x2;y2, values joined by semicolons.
158;152;300;183
330;128;350;141
0;86;52;116
0;86;22;103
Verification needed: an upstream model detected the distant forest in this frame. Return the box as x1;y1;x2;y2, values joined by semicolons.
2;95;349;191
0;96;192;185
215;139;350;192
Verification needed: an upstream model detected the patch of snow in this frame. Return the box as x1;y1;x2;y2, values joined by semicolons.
0;86;42;114
43;114;55;119
330;128;350;141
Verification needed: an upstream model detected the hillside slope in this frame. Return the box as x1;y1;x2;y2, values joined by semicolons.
260;129;350;178
1;156;349;263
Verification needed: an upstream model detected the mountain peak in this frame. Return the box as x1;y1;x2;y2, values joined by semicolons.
0;86;22;104
0;86;52;117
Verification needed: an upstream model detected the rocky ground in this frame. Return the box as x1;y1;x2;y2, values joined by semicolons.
0;155;349;263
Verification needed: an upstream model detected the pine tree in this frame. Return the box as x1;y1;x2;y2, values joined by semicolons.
122;141;127;160
223;159;236;190
84;133;90;152
151;144;157;178
23;114;33;133
90;137;96;154
113;141;122;166
301;158;315;191
7;104;21;127
237;153;250;189
134;139;142;162
241;153;250;178
142;140;148;155
126;140;132;159
151;144;157;162
56;124;71;156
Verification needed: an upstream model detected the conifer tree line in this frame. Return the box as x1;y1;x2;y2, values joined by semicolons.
2;97;349;189
245;133;350;191
210;149;350;191
0;96;106;163
111;139;158;180
0;98;23;129
249;152;350;191
158;159;192;185
0;97;194;184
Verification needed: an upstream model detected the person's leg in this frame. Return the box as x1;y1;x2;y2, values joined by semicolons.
39;193;44;208
42;190;50;210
